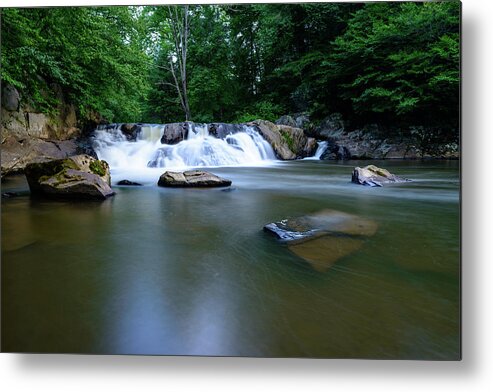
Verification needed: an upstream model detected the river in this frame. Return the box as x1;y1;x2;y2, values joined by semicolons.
1;159;460;358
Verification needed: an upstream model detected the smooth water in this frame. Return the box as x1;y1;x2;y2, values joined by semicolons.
1;160;460;358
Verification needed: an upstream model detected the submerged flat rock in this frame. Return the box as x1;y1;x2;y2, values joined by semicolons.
264;209;378;272
289;236;364;273
158;170;232;188
117;179;142;186
351;165;410;187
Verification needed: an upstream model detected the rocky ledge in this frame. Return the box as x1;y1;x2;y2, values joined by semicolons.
24;154;114;200
264;209;378;272
249;120;317;160
158;170;232;188
111;120;318;161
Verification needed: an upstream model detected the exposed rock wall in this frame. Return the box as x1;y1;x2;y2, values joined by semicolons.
1;84;82;176
277;113;459;159
250;120;317;160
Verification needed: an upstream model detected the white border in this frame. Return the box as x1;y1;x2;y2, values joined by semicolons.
2;0;492;391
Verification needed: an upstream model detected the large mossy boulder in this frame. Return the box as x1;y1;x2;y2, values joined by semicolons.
24;154;114;199
249;120;312;159
351;165;410;187
158;170;232;188
264;209;378;272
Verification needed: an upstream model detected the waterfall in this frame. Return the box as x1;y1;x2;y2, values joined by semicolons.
92;123;277;179
304;141;328;160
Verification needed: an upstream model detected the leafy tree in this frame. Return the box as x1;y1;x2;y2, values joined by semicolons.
318;1;460;132
1;7;151;122
2;3;460;137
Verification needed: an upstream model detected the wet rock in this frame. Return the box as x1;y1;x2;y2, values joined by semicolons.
249;120;308;160
117;179;142;186
208;123;243;139
147;147;171;168
319;141;351;160
75;135;98;159
158;170;232;188
160;123;189;145
302;137;318;158
351;165;411;187
120;123;142;141
289;236;364;272
24;154;113;199
264;209;378;272
2;192;20;199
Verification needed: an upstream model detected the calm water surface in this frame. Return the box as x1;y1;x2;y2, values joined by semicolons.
1;160;460;358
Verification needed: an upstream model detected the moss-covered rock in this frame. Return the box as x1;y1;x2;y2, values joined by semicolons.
89;160;106;176
24;154;114;199
248;120;311;160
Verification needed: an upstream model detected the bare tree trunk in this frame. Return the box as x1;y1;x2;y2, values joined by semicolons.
167;5;191;121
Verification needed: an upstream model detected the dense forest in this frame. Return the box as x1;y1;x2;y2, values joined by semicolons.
1;2;460;135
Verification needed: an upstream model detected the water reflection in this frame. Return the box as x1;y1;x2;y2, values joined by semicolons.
1;160;460;358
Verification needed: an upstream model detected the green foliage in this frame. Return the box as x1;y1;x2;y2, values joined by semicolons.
1;7;151;123
319;1;460;131
280;130;295;152
89;160;106;176
235;101;284;123
2;2;460;137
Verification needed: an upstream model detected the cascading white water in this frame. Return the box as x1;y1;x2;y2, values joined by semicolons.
92;123;277;182
304;141;328;160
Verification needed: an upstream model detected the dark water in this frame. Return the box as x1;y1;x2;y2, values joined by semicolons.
1;160;460;358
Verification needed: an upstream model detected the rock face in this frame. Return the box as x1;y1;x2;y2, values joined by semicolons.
160;123;190;145
276;113;311;130
1;85;79;141
24;154;113;199
1;84;85;179
315;113;346;140
320;140;351;160
208;123;243;139
312;113;459;160
1;136;79;175
303;137;318;158
120;123;142;141
351;165;410;187
2;84;20;111
264;209;378;272
250;120;313;159
158;170;232;188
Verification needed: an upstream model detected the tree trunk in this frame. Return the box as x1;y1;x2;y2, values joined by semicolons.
167;5;191;121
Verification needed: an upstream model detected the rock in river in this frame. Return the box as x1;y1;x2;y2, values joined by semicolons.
351;165;410;187
264;209;378;272
117;179;142;186
24;154;114;200
158;170;232;188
